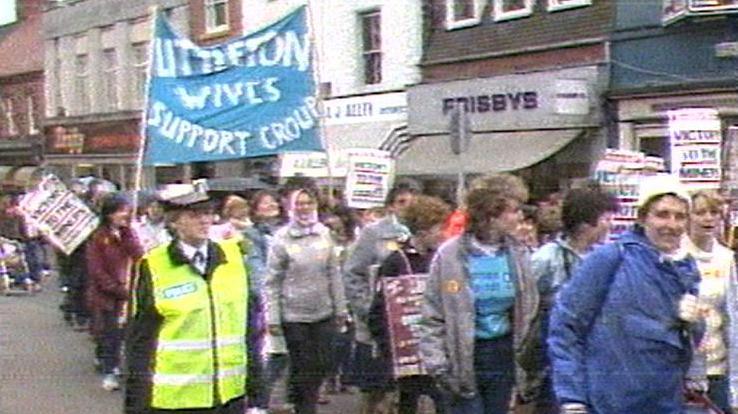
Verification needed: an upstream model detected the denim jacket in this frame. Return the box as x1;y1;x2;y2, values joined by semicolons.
532;235;583;312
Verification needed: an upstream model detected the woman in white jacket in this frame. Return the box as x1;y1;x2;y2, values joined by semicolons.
684;190;738;413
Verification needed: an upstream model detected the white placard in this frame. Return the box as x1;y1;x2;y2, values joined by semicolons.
668;108;722;190
345;149;395;209
18;175;99;255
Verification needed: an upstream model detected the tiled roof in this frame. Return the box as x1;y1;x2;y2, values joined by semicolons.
0;12;43;77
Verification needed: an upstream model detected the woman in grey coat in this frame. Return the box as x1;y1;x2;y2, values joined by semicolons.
420;174;542;414
265;187;349;414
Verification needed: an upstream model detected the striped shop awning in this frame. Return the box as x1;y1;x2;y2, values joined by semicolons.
378;124;417;158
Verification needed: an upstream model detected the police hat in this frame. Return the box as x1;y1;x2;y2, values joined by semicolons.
156;182;214;212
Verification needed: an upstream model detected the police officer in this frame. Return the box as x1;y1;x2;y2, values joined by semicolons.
125;184;250;414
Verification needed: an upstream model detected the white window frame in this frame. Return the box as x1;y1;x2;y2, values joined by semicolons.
446;0;483;30
75;54;90;114
360;9;382;86
205;0;230;33
689;0;738;13
102;48;119;111
547;0;592;12
2;98;17;136
493;0;535;22
27;96;38;135
131;42;149;107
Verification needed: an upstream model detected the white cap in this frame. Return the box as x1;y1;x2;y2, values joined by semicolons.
636;174;691;210
156;181;210;207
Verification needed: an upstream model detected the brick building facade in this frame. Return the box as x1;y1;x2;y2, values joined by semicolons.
42;0;189;188
0;0;44;169
403;0;615;197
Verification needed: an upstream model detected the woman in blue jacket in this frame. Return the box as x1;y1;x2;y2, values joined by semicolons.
549;175;703;414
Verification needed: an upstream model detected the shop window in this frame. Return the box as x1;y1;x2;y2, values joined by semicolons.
155;165;183;185
75;54;90;114
205;0;229;34
446;0;482;30
132;42;149;107
360;10;382;85
639;135;671;171
1;97;17;136
192;161;215;179
493;0;534;22
547;0;592;12
103;48;119;111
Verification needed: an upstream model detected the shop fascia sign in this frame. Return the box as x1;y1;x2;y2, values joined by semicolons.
46;121;140;155
321;92;407;126
278;148;390;177
663;0;738;25
48;126;85;154
408;67;596;135
715;41;738;58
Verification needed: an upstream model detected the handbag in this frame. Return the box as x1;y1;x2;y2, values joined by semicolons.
684;389;724;414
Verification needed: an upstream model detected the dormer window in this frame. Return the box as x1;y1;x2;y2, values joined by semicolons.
547;0;592;12
493;0;534;22
446;0;483;30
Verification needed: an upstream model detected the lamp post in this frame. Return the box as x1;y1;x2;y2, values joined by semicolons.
449;105;471;206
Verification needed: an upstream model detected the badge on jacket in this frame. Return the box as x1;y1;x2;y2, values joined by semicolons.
161;282;197;299
385;240;399;251
444;279;461;294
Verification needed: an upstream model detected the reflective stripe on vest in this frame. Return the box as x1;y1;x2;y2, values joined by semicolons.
157;337;244;351
153;366;247;386
146;239;248;410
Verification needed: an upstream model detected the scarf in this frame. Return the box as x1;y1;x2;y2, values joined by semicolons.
288;190;319;231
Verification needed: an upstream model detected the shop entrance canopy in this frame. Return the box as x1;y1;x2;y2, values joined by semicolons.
396;129;583;176
0;166;45;193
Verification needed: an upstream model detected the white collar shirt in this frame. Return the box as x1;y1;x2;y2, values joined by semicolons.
178;240;208;274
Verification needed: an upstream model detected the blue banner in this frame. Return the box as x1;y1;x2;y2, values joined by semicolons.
144;6;323;165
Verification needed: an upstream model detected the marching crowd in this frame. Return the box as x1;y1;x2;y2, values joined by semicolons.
1;171;736;414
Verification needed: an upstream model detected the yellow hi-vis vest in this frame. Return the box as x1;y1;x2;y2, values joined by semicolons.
145;239;248;409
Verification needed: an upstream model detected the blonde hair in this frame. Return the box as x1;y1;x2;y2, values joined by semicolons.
691;190;725;212
221;195;249;219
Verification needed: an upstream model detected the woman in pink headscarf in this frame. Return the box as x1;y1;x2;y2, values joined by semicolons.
264;187;349;414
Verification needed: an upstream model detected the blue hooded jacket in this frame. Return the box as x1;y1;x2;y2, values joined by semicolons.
549;228;701;413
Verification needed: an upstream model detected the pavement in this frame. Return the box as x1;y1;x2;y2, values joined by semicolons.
0;275;359;414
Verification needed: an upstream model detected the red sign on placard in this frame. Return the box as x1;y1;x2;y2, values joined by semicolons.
378;274;428;379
